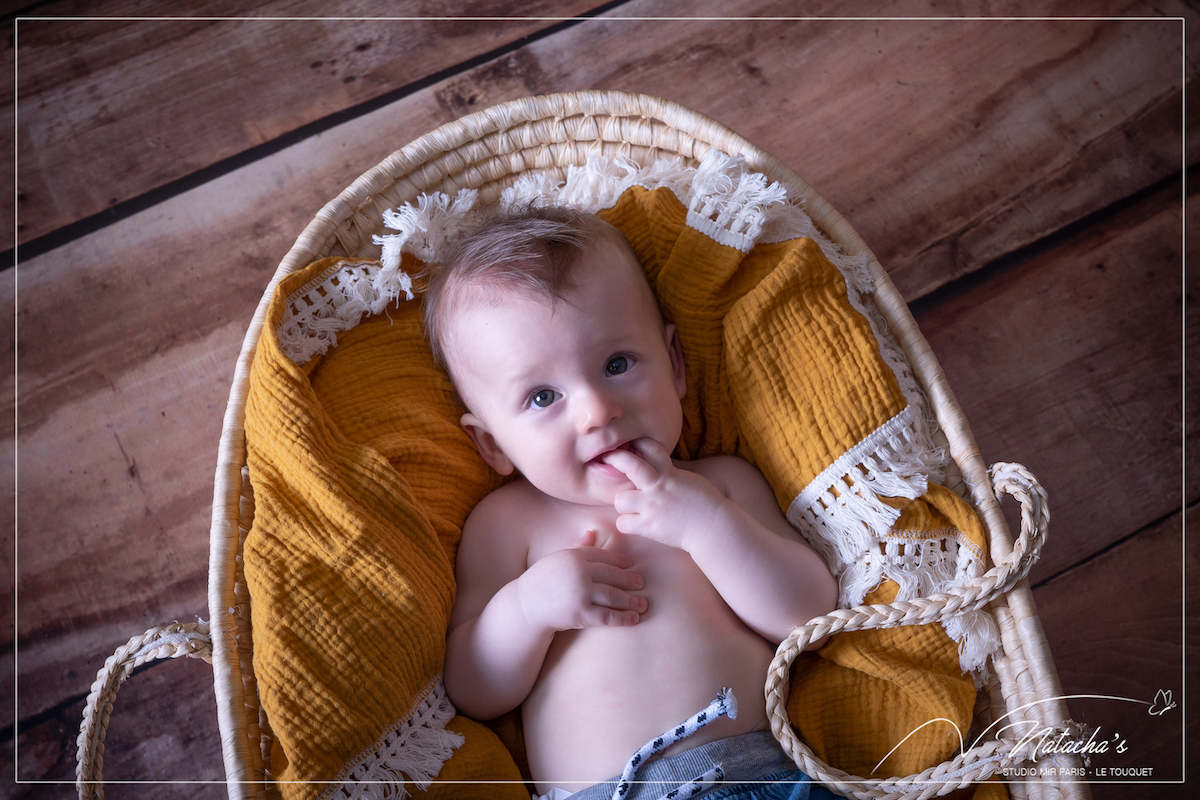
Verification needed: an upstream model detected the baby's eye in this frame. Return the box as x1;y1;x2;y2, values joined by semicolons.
605;356;631;376
531;389;560;408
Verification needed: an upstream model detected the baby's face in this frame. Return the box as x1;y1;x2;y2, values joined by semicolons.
445;237;686;506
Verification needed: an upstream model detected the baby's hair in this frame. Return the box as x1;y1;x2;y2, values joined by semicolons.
423;205;632;369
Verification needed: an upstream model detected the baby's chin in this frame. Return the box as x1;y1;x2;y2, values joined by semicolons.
519;474;632;507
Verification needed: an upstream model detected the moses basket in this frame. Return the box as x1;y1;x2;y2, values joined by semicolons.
76;91;1089;800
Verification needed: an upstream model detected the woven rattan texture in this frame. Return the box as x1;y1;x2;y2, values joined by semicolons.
202;91;1083;800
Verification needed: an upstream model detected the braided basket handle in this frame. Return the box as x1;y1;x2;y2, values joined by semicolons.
765;462;1049;798
75;622;213;800
987;461;1050;566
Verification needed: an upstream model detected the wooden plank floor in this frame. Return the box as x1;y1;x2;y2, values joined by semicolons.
5;2;1194;798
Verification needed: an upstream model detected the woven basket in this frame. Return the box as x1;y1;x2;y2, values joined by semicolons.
77;91;1089;800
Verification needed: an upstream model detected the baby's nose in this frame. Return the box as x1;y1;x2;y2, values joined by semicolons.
577;387;622;432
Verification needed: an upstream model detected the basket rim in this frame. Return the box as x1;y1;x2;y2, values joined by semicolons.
206;89;1072;798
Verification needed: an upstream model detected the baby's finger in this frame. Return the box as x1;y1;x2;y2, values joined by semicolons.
600;448;658;489
630;438;673;471
581;606;641;628
590;560;644;591
612;489;643;515
613;513;641;536
575;529;598;547
589;583;648;615
576;545;634;570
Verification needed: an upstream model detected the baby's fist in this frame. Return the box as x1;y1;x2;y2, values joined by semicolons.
518;532;647;632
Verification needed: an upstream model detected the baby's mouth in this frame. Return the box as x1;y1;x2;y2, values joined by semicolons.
590;440;635;465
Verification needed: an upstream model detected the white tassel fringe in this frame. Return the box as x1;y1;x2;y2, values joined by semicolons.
323;677;464;800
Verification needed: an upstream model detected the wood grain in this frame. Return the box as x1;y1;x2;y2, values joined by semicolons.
498;1;1194;300
10;0;600;246
911;179;1186;580
14;655;223;794
10;41;493;730
5;2;1192;792
1030;508;1193;798
305;1;1196;302
11;0;1195;297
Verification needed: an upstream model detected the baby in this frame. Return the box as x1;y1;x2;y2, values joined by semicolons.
432;207;839;799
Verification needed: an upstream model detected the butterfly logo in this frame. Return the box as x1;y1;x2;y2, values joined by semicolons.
1148;689;1176;716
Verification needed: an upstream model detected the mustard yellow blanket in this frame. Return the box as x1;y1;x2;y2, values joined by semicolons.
244;152;1005;798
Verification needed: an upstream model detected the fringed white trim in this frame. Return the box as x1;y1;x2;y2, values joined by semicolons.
788;406;944;602
501;152;698;215
322;676;464;800
274;151;797;364
275;259;415;365
374;189;479;269
520;156;641;211
371;150;791;268
685;151;788;252
842;531;988;606
944;609;1002;683
367;153;699;289
786;399;1000;674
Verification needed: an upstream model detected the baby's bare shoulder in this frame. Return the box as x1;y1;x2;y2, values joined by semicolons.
452;480;553;625
468;477;539;515
463;478;549;540
467;479;601;560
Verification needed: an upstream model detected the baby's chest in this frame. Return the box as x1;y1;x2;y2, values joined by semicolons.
529;517;715;599
525;508;619;564
526;509;653;563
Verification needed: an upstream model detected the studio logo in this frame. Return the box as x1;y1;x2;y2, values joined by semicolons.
874;690;1177;782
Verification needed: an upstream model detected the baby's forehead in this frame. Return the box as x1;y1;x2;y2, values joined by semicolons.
439;280;552;361
444;262;654;349
440;279;559;335
440;231;657;342
448;239;646;311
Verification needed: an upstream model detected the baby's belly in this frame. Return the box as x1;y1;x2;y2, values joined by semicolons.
522;538;775;793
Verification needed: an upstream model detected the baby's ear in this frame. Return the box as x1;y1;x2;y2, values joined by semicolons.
664;323;687;399
460;413;515;475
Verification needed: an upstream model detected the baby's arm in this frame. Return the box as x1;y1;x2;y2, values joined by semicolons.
604;441;837;643
444;487;648;720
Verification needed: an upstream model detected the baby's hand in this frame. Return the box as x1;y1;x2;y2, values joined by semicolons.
602;439;729;552
518;530;647;633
